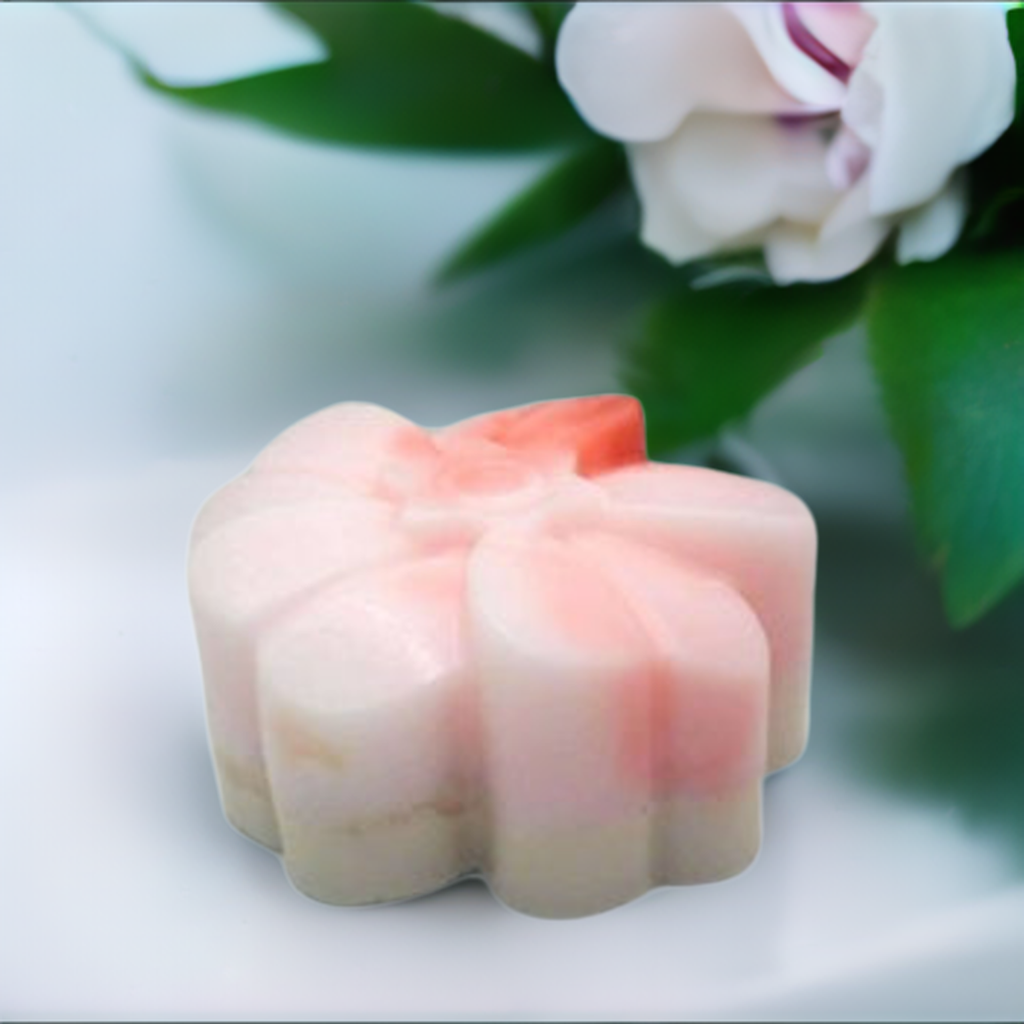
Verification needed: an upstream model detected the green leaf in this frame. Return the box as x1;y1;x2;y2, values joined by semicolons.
142;2;593;152
969;185;1024;244
1010;7;1024;120
436;141;627;283
967;8;1024;242
622;273;868;455
524;3;574;53
868;250;1024;626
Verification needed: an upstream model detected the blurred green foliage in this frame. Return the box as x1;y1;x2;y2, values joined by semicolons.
868;249;1024;627
967;7;1024;244
623;272;868;454
131;2;1024;627
816;511;1024;866
622;8;1024;626
145;3;593;151
523;2;574;56
437;141;628;282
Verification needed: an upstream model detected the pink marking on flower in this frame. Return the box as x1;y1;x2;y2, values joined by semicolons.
798;3;875;68
825;125;872;190
782;2;853;84
776;110;840;132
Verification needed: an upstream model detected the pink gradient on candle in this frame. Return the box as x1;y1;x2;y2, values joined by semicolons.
189;396;815;914
446;394;647;476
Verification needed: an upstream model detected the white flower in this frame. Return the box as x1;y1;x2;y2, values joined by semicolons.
557;3;1017;284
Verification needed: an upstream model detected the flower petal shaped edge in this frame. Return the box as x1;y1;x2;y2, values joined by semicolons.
188;397;816;917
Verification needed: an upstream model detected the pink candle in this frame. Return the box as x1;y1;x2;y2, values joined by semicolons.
189;396;816;918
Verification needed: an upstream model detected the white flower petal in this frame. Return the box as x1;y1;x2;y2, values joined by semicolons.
896;171;969;265
628;143;734;264
825;126;872;191
819;173;874;239
765;178;890;284
765;220;888;283
726;3;849;109
556;2;798;144
862;2;1016;216
630;113;838;262
72;2;327;88
841;50;884;148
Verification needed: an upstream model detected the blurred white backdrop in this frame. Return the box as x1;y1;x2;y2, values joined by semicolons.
1;2;624;484
2;5;1023;1021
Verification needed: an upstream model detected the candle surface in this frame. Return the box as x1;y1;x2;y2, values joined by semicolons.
189;396;816;918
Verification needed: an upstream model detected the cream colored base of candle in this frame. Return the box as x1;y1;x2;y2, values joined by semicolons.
767;668;811;774
489;786;761;919
215;753;761;919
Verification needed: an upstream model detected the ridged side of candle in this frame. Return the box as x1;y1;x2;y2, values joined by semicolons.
188;397;815;918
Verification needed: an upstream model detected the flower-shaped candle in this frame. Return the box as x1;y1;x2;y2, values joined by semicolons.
189;396;816;918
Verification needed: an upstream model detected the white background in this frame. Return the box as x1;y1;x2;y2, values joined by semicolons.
2;5;1023;1020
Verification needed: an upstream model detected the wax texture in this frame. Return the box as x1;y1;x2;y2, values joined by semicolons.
188;396;816;918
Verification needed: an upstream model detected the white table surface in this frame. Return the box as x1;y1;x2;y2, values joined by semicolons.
2;6;1023;1020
